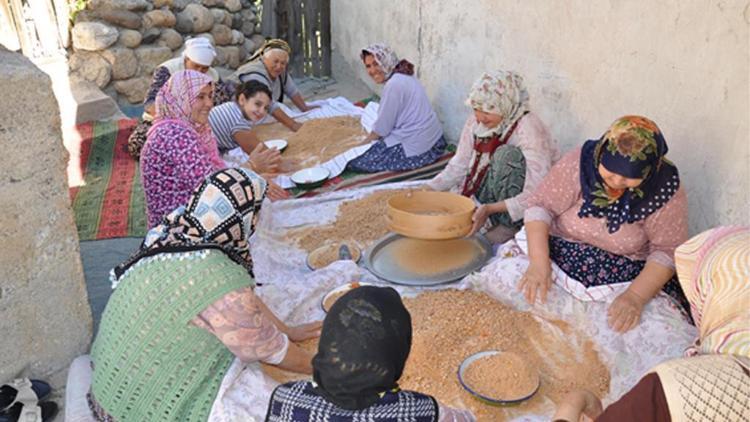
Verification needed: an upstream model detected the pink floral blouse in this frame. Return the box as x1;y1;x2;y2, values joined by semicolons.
524;148;688;268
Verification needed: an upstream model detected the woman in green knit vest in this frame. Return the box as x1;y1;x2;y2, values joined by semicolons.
88;168;321;422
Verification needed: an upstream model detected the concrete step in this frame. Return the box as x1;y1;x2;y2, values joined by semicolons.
35;55;125;127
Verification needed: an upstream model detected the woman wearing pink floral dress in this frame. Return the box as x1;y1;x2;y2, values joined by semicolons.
140;70;227;228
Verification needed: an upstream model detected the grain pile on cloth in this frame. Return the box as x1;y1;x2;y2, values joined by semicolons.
253;116;368;172
282;188;412;253
260;289;610;421
206;183;696;420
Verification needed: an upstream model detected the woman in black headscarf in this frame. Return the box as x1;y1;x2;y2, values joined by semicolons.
265;286;475;421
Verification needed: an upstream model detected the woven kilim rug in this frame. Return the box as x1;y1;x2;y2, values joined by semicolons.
67;119;147;240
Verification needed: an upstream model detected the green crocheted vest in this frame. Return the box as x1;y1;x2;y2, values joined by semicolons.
90;249;252;422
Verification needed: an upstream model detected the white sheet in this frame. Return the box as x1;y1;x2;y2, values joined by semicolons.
208;182;697;421
222;97;382;189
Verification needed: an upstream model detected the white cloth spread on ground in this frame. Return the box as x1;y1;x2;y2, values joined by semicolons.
207;182;697;421
222;97;382;188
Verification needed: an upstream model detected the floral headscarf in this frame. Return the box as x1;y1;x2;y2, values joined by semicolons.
466;70;530;138
461;71;530;197
111;168;267;287
578;115;680;233
360;43;414;80
153;69;224;168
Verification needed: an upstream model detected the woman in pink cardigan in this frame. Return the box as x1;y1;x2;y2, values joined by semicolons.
519;116;690;333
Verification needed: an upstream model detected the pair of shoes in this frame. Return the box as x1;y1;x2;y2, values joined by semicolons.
0;379;58;422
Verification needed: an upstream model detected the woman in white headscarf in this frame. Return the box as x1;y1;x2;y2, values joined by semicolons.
346;43;447;173
127;37;235;159
426;70;559;243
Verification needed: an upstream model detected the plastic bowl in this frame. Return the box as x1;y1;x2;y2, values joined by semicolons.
320;282;374;312
264;139;288;152
306;243;362;271
386;191;476;240
457;350;540;407
291;167;330;189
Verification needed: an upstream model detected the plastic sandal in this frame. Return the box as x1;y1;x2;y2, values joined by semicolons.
0;380;50;410
0;379;55;422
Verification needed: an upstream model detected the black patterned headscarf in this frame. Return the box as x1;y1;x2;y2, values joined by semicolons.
312;286;412;410
111;168;267;286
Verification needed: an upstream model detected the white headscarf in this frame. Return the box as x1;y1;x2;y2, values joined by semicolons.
183;37;216;66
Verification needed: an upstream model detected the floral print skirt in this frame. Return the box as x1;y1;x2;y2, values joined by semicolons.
550;236;692;317
347;136;446;173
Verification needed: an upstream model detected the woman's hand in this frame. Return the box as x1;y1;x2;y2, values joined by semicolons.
291;121;303;132
246;143;281;174
264;180;291;201
607;289;647;333
286;321;323;342
518;258;553;304
470;202;506;235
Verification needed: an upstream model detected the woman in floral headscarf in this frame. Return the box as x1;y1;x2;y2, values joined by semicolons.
519;116;690;333
89;168;322;422
347;43;446;173
427;70;559;243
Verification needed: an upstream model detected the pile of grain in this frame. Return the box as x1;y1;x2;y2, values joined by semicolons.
462;352;539;401
285;189;410;253
263;289;610;421
253;116;367;172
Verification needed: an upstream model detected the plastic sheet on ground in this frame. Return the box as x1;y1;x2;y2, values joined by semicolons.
208;181;697;421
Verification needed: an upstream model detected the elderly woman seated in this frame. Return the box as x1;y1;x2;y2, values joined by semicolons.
519;116;690;333
346;43;446;173
87;168;321;422
553;226;750;421
266;286;475;421
231;39;316;133
127;37;234;159
427;70;559;243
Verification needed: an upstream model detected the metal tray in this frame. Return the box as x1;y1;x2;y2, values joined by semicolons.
363;233;493;286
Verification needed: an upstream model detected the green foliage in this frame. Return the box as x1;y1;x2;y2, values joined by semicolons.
69;0;89;23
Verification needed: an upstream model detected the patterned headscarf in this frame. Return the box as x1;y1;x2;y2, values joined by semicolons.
675;226;750;358
360;43;414;80
153;69;224;168
248;38;292;62
313;286;412;410
111;168;267;286
461;71;530;197
578;115;680;233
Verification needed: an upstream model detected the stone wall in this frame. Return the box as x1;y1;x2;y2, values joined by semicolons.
0;46;92;384
331;0;750;234
69;0;265;104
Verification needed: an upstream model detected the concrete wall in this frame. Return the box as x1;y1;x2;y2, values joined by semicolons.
0;47;92;385
331;0;750;234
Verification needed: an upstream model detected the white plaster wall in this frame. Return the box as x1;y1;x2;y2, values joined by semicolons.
331;0;750;234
